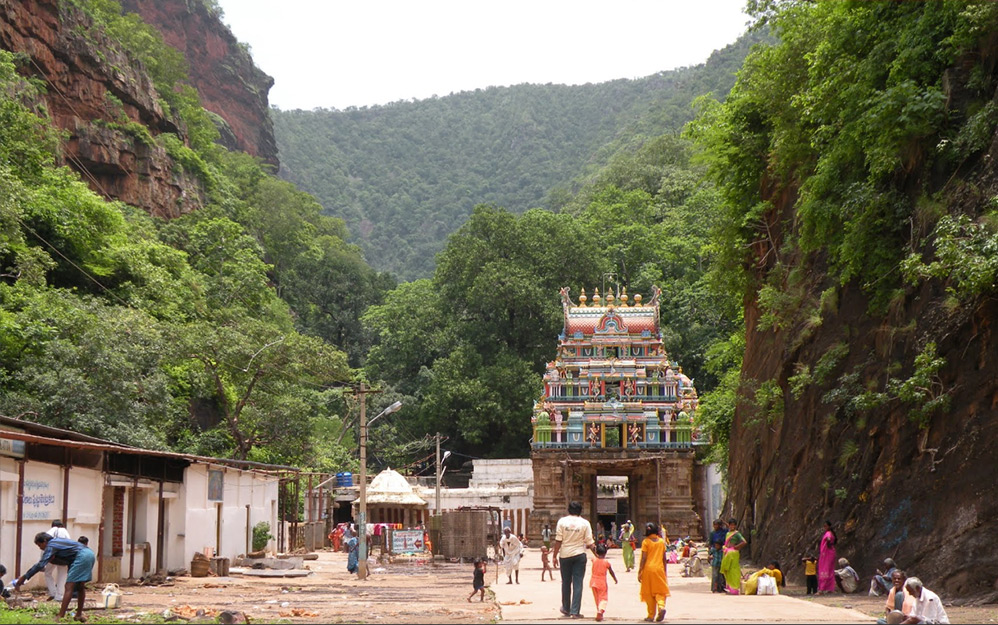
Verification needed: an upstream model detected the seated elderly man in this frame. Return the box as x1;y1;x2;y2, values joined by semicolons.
900;577;949;624
835;557;860;593
871;558;899;596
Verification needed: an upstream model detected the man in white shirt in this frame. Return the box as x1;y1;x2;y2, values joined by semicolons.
551;501;595;618
499;527;523;584
901;577;950;624
44;520;71;601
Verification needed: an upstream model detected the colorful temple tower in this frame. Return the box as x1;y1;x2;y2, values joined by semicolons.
529;286;705;540
531;285;700;450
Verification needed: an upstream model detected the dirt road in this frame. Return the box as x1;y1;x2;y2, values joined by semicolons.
21;547;990;624
102;551;496;624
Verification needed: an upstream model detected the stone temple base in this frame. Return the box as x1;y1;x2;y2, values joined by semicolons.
529;449;702;543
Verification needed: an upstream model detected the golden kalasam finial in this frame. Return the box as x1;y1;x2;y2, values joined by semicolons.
606;291;615;306
620;288;629;306
593;288;601;306
579;288;588;307
634;293;643;306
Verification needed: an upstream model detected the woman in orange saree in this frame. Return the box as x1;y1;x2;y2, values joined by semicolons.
637;523;670;622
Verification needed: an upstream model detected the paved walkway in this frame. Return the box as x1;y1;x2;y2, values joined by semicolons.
492;548;871;623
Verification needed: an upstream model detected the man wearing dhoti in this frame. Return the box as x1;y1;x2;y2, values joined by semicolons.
500;527;523;584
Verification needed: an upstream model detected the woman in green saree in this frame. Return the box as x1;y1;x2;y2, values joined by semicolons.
719;518;747;594
619;520;636;572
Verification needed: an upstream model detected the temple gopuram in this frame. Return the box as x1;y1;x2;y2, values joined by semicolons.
529;286;706;540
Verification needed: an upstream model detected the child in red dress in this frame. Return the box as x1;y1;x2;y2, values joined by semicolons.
590;544;618;621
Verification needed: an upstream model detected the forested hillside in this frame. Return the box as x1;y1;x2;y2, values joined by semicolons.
273;34;756;280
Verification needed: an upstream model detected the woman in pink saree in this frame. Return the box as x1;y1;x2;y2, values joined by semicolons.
817;520;837;593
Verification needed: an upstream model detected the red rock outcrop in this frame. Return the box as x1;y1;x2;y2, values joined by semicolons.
0;0;204;218
121;0;279;167
726;125;998;602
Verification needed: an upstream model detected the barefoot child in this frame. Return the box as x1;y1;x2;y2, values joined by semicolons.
801;555;818;595
590;544;618;622
541;546;554;581
467;558;486;602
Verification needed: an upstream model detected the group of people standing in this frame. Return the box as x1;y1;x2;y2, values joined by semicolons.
478;511;950;625
708;517;747;594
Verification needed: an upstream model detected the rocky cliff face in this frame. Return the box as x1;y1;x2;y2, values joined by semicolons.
0;0;203;218
120;0;278;167
727;142;998;602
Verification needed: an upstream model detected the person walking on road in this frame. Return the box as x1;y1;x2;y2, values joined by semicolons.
552;501;596;619
590;544;618;622
620;520;636;572
500;527;523;584
638;522;670;622
345;526;360;575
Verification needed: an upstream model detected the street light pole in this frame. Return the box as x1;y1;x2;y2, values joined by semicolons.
356;390;402;581
357;382;369;580
435;432;441;515
434;434;451;518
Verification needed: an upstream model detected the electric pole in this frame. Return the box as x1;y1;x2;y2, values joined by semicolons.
357;382;369;580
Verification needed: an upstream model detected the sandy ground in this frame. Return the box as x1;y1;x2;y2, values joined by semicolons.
10;548;997;623
63;550;497;624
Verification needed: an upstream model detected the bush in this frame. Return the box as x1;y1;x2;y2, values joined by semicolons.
252;521;273;552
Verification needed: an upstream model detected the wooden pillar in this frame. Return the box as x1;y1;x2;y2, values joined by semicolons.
97;453;106;583
156;480;166;573
62;448;70;523
590;472;598;529
307;474;313;523
128;477;138;579
15;459;25;577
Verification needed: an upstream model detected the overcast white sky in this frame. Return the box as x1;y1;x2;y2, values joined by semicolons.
215;1;751;111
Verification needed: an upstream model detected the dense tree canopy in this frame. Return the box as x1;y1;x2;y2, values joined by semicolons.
0;31;381;470
272;34;759;281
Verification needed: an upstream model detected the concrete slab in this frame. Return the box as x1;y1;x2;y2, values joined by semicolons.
231;568;313;578
492;548;871;623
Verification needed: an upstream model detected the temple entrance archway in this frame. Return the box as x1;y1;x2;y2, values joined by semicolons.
529;450;700;542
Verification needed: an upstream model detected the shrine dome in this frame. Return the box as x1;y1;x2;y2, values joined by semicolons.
367;468;426;505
